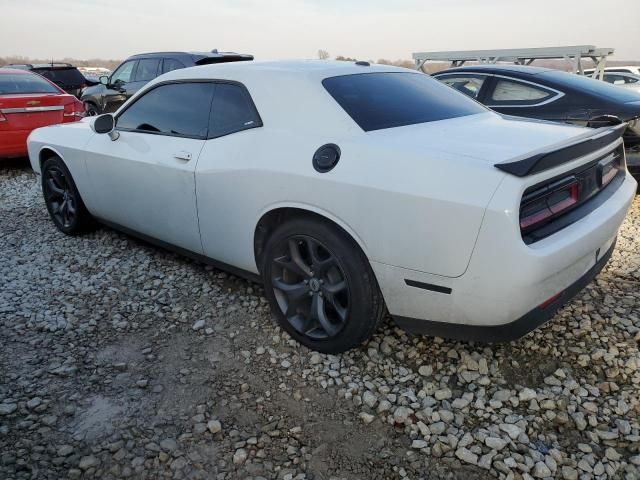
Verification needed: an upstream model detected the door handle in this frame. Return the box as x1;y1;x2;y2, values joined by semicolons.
173;151;192;161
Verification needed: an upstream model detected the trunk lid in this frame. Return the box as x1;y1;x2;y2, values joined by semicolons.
0;93;77;129
366;112;592;166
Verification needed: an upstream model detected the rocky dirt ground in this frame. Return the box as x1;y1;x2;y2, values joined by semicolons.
1;159;639;480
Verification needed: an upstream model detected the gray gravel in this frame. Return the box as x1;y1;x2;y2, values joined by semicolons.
1;158;639;480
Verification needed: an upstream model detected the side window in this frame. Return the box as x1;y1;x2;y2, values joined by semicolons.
209;83;262;138
489;79;553;105
111;61;136;84
133;59;161;82
162;59;186;74
438;75;486;99
116;82;215;138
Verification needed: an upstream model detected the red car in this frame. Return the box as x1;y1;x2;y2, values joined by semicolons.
0;68;85;158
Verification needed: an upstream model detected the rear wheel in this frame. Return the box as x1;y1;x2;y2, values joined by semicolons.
42;156;95;235
261;217;384;353
84;102;100;116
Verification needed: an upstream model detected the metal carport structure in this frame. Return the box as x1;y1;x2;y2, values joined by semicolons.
412;45;615;79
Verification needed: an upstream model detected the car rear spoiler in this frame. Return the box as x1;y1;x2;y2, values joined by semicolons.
494;123;627;177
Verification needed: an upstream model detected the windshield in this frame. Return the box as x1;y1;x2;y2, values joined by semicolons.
323;72;486;132
541;70;640;102
0;73;60;94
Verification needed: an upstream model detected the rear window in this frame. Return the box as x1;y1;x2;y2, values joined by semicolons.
0;73;59;94
541;70;640;102
322;72;486;132
33;68;85;87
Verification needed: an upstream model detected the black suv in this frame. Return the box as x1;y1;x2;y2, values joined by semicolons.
81;50;253;116
3;63;87;98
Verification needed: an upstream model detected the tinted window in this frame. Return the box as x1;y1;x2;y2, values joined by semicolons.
489;79;553;105
439;75;486;99
134;59;160;82
34;68;85;87
162;59;186;74
323;72;486;132
117;82;214;138
111;61;136;84
209;83;262;138
0;73;59;94
541;70;640;102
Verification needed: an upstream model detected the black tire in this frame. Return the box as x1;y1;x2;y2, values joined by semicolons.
41;156;95;235
261;217;385;353
84;102;100;117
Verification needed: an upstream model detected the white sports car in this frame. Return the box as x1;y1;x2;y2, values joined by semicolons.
27;60;636;353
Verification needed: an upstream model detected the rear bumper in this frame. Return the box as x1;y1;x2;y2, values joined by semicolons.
0;130;29;157
372;168;636;342
394;238;615;342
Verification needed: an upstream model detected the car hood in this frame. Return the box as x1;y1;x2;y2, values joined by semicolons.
365;112;591;164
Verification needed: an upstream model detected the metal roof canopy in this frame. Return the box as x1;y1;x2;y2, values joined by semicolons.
413;45;615;79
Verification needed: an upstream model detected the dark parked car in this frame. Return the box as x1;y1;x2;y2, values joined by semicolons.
80;50;253;116
3;63;87;98
433;65;640;172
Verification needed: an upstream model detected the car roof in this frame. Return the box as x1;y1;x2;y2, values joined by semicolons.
158;59;410;82
434;64;553;76
127;50;252;61
0;67;33;75
5;63;76;69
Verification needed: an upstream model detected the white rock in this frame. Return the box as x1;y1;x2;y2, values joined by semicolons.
362;391;377;408
429;422;446;435
359;412;375;424
192;319;205;331
532;461;552;478
499;423;523;440
518;388;537;402
393;406;413;424
455;447;478;465
434;388;452;400
411;439;429;449
418;365;433;376
233;448;248;465
485;437;508;450
207;420;221;434
561;466;578;480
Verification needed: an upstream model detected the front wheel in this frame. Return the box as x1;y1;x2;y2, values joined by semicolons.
261;217;385;353
42;156;95;235
83;102;100;116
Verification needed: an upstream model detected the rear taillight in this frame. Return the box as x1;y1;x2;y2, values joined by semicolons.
63;101;85;119
520;177;579;231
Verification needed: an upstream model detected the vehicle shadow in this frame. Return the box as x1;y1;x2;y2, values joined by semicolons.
0;157;31;171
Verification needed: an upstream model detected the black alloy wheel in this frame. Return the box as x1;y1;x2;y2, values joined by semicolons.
42;156;94;235
271;235;350;340
43;165;77;229
261;217;385;353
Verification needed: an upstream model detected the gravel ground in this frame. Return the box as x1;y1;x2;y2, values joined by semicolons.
1;158;639;480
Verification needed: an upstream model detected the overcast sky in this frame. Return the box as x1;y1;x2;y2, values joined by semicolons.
2;0;639;61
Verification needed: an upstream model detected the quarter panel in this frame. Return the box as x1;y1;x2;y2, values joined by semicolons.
196;124;505;278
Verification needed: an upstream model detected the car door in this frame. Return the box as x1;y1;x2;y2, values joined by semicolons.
195;82;264;270
482;76;566;122
102;60;137;113
84;81;216;254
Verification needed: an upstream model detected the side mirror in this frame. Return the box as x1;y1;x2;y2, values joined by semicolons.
99;75;109;86
90;114;119;140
